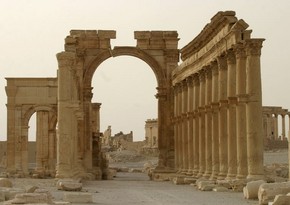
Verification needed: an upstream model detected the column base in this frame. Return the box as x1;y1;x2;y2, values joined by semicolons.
217;172;227;180
246;174;265;181
202;171;212;179
225;173;237;180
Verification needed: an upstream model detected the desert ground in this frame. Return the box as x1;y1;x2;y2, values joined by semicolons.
0;149;288;205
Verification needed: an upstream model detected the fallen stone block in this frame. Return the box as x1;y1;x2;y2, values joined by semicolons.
129;168;142;173
4;193;50;204
243;180;266;199
230;179;247;192
196;180;215;191
258;182;290;205
63;192;93;203
0;178;12;188
58;182;82;191
172;176;185;185
271;194;290;205
216;180;231;189
184;177;196;184
57;179;82;191
25;185;39;193
213;187;229;192
6;188;26;200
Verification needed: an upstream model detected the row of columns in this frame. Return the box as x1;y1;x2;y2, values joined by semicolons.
173;39;264;180
264;113;290;140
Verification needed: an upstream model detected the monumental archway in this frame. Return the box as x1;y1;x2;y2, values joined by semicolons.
56;30;179;178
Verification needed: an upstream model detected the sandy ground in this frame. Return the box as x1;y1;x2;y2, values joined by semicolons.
0;149;288;205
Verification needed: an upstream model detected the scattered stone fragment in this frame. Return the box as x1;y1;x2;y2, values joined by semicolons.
172;176;185;185
25;185;39;193
258;182;290;205
271;194;290;205
184;177;196;185
0;178;12;188
216;180;231;189
63;192;93;203
57;179;82;191
196;180;216;191
243;180;266;199
213;186;229;192
4;193;51;204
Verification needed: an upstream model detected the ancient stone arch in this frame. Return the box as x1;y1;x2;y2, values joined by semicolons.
56;30;179;178
5;78;58;175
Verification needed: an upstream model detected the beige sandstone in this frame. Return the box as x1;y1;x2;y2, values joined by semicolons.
63;193;93;203
258;182;290;205
243;180;266;199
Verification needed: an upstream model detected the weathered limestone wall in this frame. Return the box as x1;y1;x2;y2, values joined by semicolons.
172;11;265;180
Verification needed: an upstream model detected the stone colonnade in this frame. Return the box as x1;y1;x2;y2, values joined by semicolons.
172;11;265;180
262;106;290;141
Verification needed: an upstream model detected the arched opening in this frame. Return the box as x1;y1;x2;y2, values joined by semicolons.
28;112;37;171
92;56;157;142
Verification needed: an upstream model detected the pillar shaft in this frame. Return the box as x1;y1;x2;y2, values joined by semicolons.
245;39;264;179
235;44;248;179
204;67;212;178
181;80;189;173
186;77;194;175
210;62;219;180
193;74;200;176
198;70;206;177
226;50;237;179
217;55;228;179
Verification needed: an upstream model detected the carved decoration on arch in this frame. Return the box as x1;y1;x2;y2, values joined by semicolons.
83;46;166;88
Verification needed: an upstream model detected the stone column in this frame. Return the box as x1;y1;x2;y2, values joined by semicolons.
245;39;264;180
186;77;194;175
282;114;286;140
204;67;212;178
155;87;174;170
48;130;56;174
235;44;248;179
177;84;183;172
173;85;179;171
197;70;206;177
217;55;228;180
36;111;49;171
6;106;15;172
15;106;22;172
192;74;200;176
210;61;219;180
21;126;29;175
181;80;189;174
56;52;76;178
226;49;237;179
274;114;278;139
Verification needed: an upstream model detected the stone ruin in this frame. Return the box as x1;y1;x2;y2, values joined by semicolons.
2;10;290;205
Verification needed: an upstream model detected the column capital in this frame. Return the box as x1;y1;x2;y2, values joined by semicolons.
211;61;219;75
155;87;167;100
205;66;212;79
83;87;93;101
198;69;206;82
216;55;227;70
56;52;75;68
186;76;193;87
193;73;200;86
227;49;236;65
234;43;246;59
245;39;265;56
